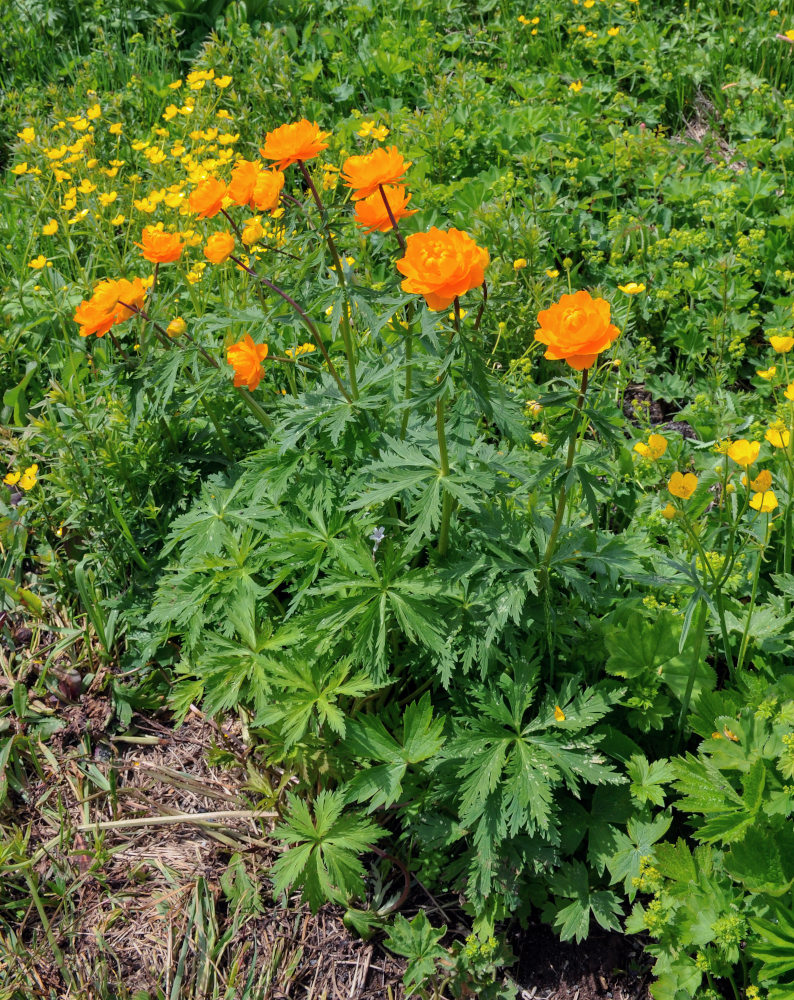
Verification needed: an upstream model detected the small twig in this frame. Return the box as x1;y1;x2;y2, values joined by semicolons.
76;808;277;832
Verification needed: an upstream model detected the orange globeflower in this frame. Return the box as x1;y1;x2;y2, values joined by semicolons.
341;145;411;199
353;184;417;233
189;176;227;219
396;227;489;311
259;120;329;170
227;159;261;206
534;290;619;370
73;277;146;338
250;169;285;212
227;333;268;390
114;276;147;319
204;231;236;264
136;226;184;263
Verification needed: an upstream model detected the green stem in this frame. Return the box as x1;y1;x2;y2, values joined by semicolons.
23;869;74;990
676;598;707;744
229;257;352;403
399;325;414;440
297;160;359;400
436;393;452;557
540;366;589;579
679;516;735;675
736;518;771;673
378;184;407;253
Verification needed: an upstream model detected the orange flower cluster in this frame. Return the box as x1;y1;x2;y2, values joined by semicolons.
227;333;268;390
396;227;489;311
341;146;411;199
73;278;146;338
260;120;329;171
353;184;416;233
136;226;184;263
534;290;619;370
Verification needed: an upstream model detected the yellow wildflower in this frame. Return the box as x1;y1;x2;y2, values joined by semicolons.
727;439;760;467
668;472;697;499
769;335;794;353
750;491;778;513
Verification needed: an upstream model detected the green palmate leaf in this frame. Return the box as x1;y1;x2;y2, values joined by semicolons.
271;791;385;913
605;609;715;710
344;694;445;811
254;657;377;747
384;911;448;995
627;755;676;807
608;812;673;899
671;754;767;844
445;664;623;897
546;861;623;943
724;826;794;896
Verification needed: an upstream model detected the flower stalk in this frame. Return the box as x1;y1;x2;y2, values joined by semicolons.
297;160;359;399
541;366;589;581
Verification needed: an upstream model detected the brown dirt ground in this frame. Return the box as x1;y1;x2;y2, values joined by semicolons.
1;616;650;1000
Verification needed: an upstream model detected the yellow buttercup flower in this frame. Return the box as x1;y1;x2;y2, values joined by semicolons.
3;470;20;486
214;75;232;88
569;80;583;93
19;464;38;491
661;503;676;520
727;439;760;467
28;255;49;269
765;423;790;449
618;282;645;294
42;219;58;235
532;432;549;446
757;365;777;380
109;122;123;135
747;469;773;492
87;103;101;119
634;433;667;460
785;383;794;401
668;471;697;499
554;705;566;722
513;258;527;270
607;26;620;36
545;268;559;278
769;335;794;353
17;127;35;143
750;490;778;513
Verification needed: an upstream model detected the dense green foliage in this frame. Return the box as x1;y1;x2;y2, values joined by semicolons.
3;2;794;998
